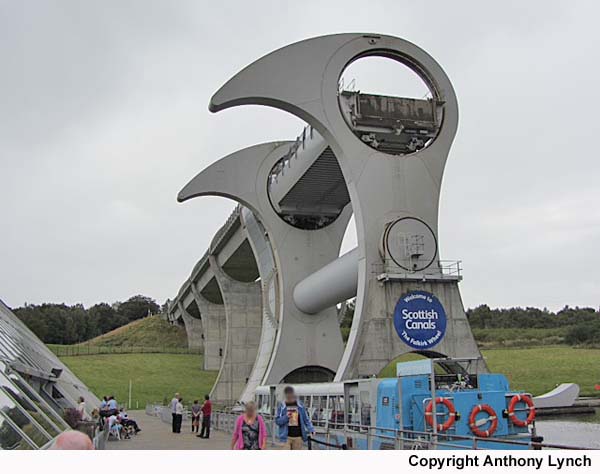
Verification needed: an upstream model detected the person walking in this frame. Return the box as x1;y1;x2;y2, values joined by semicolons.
231;401;267;450
197;394;212;439
170;392;180;433
275;386;315;450
174;397;184;434
191;400;201;434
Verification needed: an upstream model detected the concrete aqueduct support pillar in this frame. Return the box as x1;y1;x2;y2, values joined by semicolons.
208;255;262;404
190;283;226;372
177;302;204;352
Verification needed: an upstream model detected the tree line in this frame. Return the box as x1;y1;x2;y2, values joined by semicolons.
340;302;599;346
13;295;161;345
13;296;600;347
467;304;600;346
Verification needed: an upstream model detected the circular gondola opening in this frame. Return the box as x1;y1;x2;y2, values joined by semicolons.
338;54;442;156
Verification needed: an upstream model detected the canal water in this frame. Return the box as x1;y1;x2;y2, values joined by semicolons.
536;410;600;449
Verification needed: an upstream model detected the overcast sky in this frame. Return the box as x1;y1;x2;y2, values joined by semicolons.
1;1;599;311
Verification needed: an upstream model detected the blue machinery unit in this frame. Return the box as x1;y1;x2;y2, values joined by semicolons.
257;358;538;449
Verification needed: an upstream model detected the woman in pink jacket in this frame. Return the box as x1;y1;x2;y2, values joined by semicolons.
231;401;267;450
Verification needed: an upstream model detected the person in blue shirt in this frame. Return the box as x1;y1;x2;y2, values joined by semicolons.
275;386;315;449
107;395;118;415
98;396;110;423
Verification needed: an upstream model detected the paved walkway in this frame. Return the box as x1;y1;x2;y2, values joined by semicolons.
107;410;232;450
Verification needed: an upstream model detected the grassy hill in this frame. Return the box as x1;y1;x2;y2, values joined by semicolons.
60;353;218;407
53;316;215;407
83;315;187;348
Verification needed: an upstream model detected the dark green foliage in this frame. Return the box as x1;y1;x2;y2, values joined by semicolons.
467;304;599;330
565;319;600;346
13;295;160;345
340;300;355;328
117;295;160;323
468;304;600;348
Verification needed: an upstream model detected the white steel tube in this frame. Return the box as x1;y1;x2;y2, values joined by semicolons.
293;248;359;314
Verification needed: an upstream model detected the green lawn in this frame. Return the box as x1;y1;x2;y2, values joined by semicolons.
59;353;217;408
379;346;600;397
483;346;600;397
58;346;599;409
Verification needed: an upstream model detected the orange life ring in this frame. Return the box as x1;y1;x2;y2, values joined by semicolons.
508;394;535;427
425;397;457;432
469;404;498;438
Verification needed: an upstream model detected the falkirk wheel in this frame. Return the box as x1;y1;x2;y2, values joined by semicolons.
168;33;485;405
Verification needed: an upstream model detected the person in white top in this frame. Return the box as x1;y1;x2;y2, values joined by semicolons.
170;392;180;433
77;396;90;421
173;397;184;433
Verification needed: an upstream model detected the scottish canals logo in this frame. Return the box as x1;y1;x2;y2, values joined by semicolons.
393;291;447;350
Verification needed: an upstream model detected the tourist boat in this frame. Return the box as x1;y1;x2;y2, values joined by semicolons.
255;358;540;449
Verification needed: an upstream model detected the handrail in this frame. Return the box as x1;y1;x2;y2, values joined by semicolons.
268;125;315;184
209;410;588;450
374;259;463;281
308;436;347;450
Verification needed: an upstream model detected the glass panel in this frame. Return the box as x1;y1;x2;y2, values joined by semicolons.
6;372;66;432
0;360;66;434
0;387;51;448
0;312;56;373
0;413;34;450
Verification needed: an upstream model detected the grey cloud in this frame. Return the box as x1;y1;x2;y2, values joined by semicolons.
1;0;598;311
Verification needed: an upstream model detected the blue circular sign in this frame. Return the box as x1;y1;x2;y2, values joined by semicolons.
393;291;447;350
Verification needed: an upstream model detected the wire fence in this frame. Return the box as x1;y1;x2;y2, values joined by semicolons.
50;345;203;357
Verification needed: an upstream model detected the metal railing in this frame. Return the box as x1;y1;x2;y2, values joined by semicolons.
374;259;462;281
211;205;243;252
268;125;314;185
145;404;192;423
210;410;587;450
50;345;202;357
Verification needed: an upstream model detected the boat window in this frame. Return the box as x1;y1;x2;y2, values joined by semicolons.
311;396;327;426
347;394;359;428
360;390;372;427
329;396;344;428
